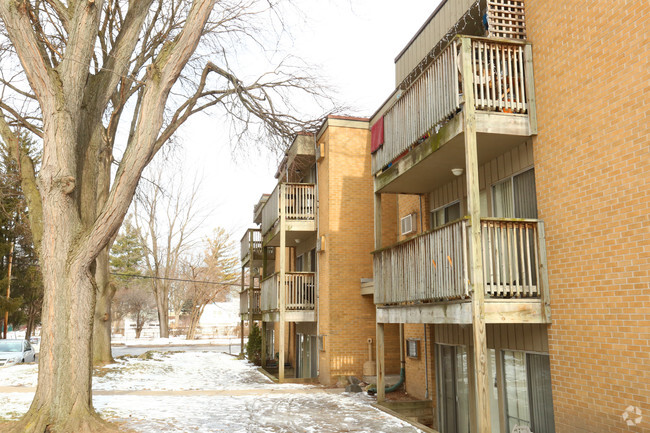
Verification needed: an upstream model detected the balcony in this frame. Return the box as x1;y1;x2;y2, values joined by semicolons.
371;35;536;194
373;219;550;324
261;183;316;246
260;272;316;322
240;228;275;268
240;288;261;320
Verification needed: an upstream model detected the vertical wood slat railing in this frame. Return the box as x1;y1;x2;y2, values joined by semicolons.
373;220;468;304
240;228;263;261
372;40;460;174
261;184;280;235
284;184;316;221
481;219;539;298
250;288;261;314
284;272;316;310
251;229;262;255
472;39;527;113
261;272;315;312
371;36;532;175
261;183;316;235
373;219;544;305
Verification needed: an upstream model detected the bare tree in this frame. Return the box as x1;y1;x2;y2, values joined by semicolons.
182;228;238;340
113;285;157;339
0;1;335;431
134;165;204;339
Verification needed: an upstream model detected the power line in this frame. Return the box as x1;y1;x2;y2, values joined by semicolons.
110;271;241;287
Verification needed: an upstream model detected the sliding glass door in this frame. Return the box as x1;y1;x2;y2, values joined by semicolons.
437;345;470;433
503;351;555;433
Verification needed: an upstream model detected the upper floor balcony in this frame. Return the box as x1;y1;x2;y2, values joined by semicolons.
240;228;275;268
260;271;316;323
371;35;536;194
261;182;316;246
240;287;261;320
373;218;550;324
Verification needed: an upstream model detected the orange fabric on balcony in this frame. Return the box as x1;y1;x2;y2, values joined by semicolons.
370;116;384;153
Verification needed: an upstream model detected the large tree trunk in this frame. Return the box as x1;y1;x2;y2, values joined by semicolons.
7;137;111;431
93;249;114;365
0;1;219;430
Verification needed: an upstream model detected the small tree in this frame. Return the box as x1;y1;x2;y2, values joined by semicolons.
246;322;262;365
182;228;238;340
113;286;156;339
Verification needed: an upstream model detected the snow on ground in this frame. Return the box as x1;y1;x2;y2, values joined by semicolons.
0;350;425;432
94;351;309;391
0;363;38;387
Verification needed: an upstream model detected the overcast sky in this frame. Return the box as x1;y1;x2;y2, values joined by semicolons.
174;0;441;245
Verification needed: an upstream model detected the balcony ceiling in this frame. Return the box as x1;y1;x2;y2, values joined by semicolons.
377;127;531;195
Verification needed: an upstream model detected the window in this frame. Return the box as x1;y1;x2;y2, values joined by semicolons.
492;168;538;219
406;339;420;358
431;201;461;229
503;351;556;433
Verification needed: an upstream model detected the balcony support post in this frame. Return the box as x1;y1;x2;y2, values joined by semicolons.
373;192;387;402
461;36;492;433
278;183;287;382
241;266;245;355
524;43;538;135
376;322;386;402
261;320;267;368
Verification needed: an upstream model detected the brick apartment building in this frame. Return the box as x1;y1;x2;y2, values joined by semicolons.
239;117;400;384
369;1;648;433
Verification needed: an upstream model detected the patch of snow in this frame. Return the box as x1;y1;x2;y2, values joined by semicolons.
0;351;425;433
95;351;309;391
0;364;38;387
95;394;422;433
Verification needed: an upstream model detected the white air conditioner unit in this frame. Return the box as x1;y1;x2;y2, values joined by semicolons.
400;213;416;236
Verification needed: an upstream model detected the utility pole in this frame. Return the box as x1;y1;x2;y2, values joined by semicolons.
4;241;14;339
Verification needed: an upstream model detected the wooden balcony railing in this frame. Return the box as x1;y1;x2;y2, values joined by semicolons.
240;290;247;315
373;219;545;305
260;272;316;312
261;183;316;235
240;228;263;261
373;220;468;304
239;288;261;315
372;36;532;174
481;219;539;298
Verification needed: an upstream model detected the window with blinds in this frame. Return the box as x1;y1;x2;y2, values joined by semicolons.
503;350;556;433
492;168;538;219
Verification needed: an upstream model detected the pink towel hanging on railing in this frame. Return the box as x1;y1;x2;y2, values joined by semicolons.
370;116;384;154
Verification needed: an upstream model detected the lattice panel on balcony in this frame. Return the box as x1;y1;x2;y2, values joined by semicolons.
488;0;526;40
